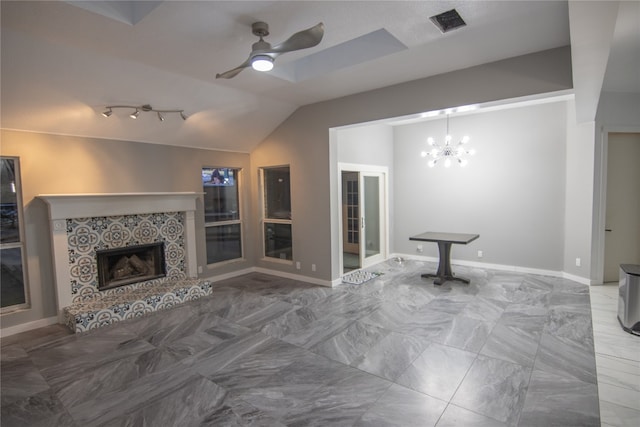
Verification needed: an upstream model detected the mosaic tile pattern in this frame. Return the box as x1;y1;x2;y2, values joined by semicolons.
66;212;186;303
63;278;212;333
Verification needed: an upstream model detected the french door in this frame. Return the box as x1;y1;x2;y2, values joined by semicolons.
341;167;386;272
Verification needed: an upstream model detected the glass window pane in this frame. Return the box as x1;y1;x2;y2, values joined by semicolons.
1;159;20;243
264;223;292;260
263;167;291;219
206;224;242;264
1;247;26;307
202;168;240;223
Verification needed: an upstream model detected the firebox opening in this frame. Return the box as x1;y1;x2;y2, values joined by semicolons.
97;243;166;291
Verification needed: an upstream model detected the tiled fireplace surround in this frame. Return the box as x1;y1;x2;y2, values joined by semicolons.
39;193;211;332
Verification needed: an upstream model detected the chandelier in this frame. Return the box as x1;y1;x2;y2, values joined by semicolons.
102;104;187;121
421;114;475;167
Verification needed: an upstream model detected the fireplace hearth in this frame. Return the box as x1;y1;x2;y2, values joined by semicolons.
97;243;165;291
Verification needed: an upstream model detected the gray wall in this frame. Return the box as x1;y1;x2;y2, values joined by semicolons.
393;101;569;271
0;130;253;329
252;47;573;281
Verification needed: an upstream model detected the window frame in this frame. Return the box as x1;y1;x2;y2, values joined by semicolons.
202;167;244;266
1;156;30;313
260;165;293;263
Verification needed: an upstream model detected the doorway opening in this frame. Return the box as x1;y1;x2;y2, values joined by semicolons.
339;164;388;275
603;132;640;283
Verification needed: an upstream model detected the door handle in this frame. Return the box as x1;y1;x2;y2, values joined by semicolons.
362;217;365;229
605;229;612;232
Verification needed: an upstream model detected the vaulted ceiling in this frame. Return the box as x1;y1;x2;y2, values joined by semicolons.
1;1;638;152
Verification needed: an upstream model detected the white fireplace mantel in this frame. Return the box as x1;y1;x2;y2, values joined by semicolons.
38;192;201;318
39;192;201;220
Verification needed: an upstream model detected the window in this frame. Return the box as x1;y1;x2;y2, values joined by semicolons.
1;157;29;312
262;166;292;261
202;167;242;264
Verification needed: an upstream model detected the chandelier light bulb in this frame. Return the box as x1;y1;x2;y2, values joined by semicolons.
421;151;428;157
428;159;437;168
427;137;435;145
461;135;470;144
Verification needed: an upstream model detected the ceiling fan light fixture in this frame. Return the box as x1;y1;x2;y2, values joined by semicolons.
251;55;274;72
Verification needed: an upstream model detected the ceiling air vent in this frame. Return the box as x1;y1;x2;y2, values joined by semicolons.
430;9;467;33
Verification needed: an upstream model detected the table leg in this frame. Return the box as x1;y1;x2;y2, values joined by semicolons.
420;241;471;285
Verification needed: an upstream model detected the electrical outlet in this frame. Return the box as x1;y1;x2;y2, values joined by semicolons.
576;258;581;267
312;264;316;272
417;244;423;253
296;261;301;270
477;250;483;258
198;266;203;274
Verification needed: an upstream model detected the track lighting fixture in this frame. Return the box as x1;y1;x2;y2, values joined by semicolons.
102;104;187;121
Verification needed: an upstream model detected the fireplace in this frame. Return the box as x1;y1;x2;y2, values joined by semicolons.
97;243;166;291
39;192;200;319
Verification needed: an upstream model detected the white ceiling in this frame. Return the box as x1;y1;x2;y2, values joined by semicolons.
1;1;637;152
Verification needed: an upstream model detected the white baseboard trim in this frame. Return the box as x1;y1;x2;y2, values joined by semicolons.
394;253;592;284
1;316;59;338
251;267;334;287
204;267;256;283
561;272;594;286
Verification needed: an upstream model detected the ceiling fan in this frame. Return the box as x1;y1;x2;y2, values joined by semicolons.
216;21;324;79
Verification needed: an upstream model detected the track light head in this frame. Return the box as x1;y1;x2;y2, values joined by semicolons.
129;109;140;119
180;111;187;120
157;112;165;122
102;108;112;117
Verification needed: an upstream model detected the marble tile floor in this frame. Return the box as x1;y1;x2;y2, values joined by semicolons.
0;259;618;426
589;283;640;427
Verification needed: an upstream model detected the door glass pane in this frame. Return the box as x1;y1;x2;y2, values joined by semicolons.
202;168;240;223
1;159;20;243
206;224;242;264
264;167;291;219
264;223;292;260
364;176;380;258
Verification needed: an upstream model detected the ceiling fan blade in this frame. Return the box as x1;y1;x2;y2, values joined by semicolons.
215;58;251;79
269;22;324;54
